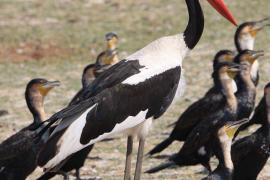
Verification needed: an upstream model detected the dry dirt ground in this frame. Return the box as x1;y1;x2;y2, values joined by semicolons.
0;0;270;179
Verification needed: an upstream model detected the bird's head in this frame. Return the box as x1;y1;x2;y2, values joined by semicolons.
213;50;235;70
217;62;241;80
206;0;237;26
26;78;60;98
224;119;249;139
106;32;118;50
235;50;264;66
25;78;60;122
235;18;270;51
82;64;96;88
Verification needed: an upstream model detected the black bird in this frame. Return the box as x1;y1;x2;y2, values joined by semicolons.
37;1;236;179
232;50;264;140
232;83;270;180
0;79;60;180
146;62;240;174
203;50;262;180
235;18;269;86
70;32;120;106
94;32;119;77
233;92;266;140
0;110;8;117
235;18;270;52
146;119;247;174
234;50;263;120
147;50;235;157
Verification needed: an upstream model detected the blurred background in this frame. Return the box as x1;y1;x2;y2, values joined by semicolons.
0;0;269;179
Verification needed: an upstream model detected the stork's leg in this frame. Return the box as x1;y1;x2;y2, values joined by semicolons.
59;170;69;180
75;169;81;180
134;138;145;180
124;136;133;180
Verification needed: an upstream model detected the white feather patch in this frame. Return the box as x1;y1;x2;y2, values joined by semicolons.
123;34;188;85
44;109;148;169
251;60;259;81
198;146;207;156
238;35;254;51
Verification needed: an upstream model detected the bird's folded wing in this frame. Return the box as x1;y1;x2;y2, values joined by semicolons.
231;134;255;164
0;130;36;162
37;62;181;169
179;109;226;155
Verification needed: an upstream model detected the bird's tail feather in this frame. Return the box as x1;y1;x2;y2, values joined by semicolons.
37;172;57;180
147;137;173;156
145;161;176;173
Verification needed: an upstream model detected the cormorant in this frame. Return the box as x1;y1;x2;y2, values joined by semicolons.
235;18;269;86
232;83;270;180
0;78;60;180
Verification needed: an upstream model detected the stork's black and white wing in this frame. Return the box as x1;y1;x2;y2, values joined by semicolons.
38;34;188;169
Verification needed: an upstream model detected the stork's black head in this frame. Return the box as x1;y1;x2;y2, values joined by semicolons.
213;50;235;71
235;18;270;52
25;78;60;123
82;64;96;88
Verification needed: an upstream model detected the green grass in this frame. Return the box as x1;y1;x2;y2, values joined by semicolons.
0;0;270;179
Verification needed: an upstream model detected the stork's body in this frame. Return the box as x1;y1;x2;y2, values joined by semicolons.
37;0;236;179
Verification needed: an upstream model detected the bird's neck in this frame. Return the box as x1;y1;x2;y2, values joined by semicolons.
239;70;256;91
235;35;255;52
266;95;270;125
183;0;204;49
107;44;117;52
26;95;46;124
217;127;234;171
220;75;237;112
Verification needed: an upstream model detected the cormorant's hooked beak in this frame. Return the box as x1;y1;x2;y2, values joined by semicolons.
207;0;237;26
43;81;61;89
253;17;270;31
227;64;241;72
226;63;241;79
250;50;264;60
225;119;249;139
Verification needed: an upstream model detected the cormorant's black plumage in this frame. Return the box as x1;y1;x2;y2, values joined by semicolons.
232;83;270;180
0;79;59;180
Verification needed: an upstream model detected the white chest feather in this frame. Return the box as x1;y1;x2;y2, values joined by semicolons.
238;35;254;51
123;34;188;85
251;60;259;80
